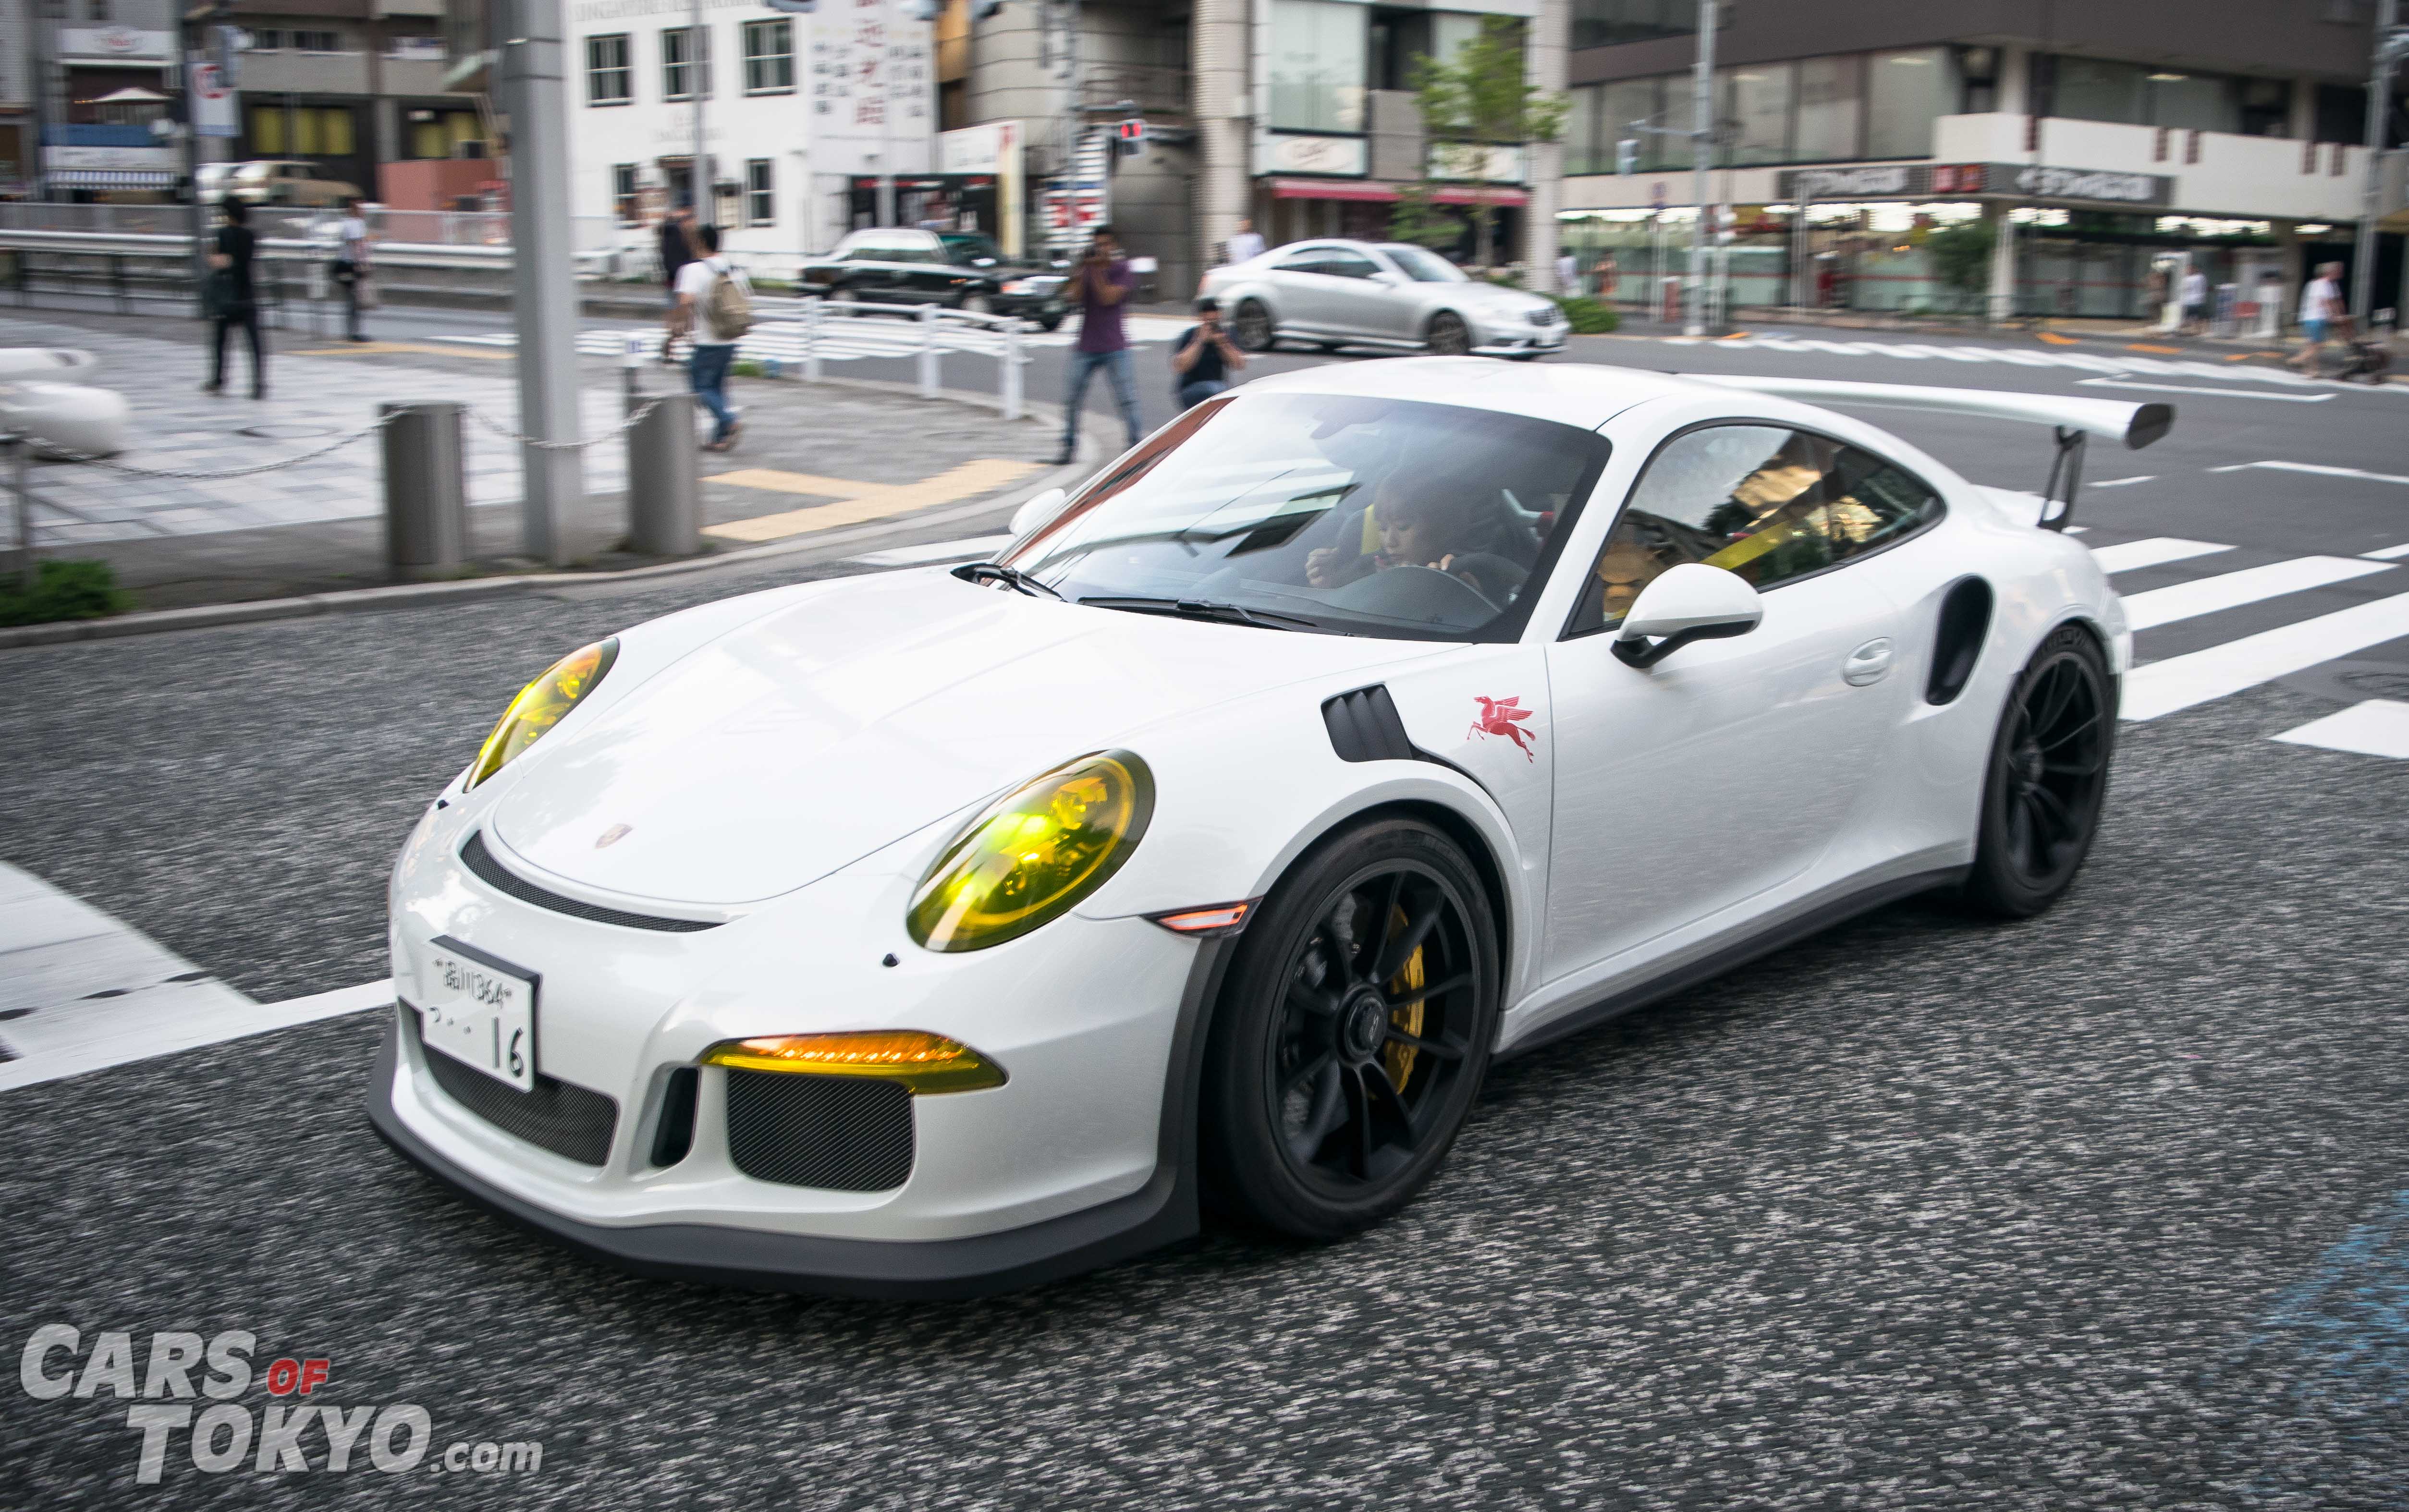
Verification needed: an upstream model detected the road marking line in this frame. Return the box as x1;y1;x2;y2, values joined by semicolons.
2088;537;2233;573
2118;557;2393;632
704;459;1040;543
2127;343;2186;354
2089;475;2157;489
2036;332;2080;345
2121;591;2409;720
2363;543;2409;560
2076;378;2332;402
2207;459;2409;487
2271;699;2409;759
705;468;886;500
846;534;1014;567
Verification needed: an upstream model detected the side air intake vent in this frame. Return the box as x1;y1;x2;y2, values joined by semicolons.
1927;577;1994;706
1322;685;1417;763
460;832;721;933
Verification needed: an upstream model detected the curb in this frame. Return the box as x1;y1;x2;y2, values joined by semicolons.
0;375;1096;652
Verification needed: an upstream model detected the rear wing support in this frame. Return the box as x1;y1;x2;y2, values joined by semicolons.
2038;426;2085;532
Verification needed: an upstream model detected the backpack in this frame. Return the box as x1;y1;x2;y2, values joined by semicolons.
704;263;753;341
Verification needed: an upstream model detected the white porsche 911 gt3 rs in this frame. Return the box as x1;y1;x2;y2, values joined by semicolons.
370;358;2168;1297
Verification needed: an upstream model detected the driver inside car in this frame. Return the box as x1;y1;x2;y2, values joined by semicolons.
1302;469;1537;605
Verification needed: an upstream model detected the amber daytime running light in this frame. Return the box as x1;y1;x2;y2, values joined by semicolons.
701;1032;1006;1094
906;752;1155;952
468;638;619;788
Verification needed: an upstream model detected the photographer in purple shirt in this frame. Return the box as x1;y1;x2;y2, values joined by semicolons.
1052;225;1144;465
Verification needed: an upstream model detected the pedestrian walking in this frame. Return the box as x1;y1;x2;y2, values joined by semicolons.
1053;225;1142;465
1556;249;1581;297
200;199;265;400
332;196;372;342
1224;217;1266;266
1598;252;1620;301
2179;266;2209;336
1172;296;1246;410
659;200;697;367
674;223;752;452
2290;261;2346;373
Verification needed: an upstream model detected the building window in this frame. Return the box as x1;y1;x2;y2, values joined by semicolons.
249;28;282;50
613;164;640;224
742;19;794;94
587;35;632;105
1570;0;1694;50
1564;83;1602;174
293;29;341;53
249;106;356;157
1596;75;1668;170
408;110;480;159
1864;47;1950;159
1793;53;1862;161
85;0;109;18
662;26;712;102
1720;62;1794;166
1270;0;1367;134
745;159;773;225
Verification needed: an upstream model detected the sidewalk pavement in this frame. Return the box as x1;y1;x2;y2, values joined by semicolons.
1;309;1064;612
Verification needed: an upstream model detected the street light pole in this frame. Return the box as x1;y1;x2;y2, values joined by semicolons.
500;0;584;565
690;0;708;221
2351;0;2405;324
1684;0;1714;336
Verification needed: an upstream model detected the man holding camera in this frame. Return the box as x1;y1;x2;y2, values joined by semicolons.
1053;225;1144;465
1172;297;1247;410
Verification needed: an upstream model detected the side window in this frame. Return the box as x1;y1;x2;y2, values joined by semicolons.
1566;426;1943;635
1321;251;1380;280
1275;247;1328;274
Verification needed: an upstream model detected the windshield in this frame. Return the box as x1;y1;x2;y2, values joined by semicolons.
1380;245;1467;283
941;235;1003;263
1002;391;1608;642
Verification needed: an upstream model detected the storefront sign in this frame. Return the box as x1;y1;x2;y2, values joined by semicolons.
809;0;934;170
1266;134;1367;177
189;61;238;139
45;145;179;170
58;25;172;59
938;121;1016;175
1778;165;1924;200
2010;165;2167;205
1776;161;2171;207
1429;143;1526;184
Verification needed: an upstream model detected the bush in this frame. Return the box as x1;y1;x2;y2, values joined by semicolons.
1552;296;1619;334
0;559;131;626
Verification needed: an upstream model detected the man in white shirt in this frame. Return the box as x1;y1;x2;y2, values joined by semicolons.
334;196;371;342
2179;267;2209;335
673;223;750;451
2290;261;2345;373
1224;218;1265;265
1557;250;1581;297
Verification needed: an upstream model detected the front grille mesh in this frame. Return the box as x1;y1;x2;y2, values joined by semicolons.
404;1004;619;1166
725;1071;914;1192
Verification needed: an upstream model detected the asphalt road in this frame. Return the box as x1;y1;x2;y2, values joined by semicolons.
3;324;2407;1508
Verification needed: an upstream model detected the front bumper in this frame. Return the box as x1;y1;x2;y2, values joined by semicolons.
1470;327;1565;357
996;293;1066;322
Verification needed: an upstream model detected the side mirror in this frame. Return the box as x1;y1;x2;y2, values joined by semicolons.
1008;486;1069;541
1611;563;1762;669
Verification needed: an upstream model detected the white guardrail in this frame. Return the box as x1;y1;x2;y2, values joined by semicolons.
762;299;1032;420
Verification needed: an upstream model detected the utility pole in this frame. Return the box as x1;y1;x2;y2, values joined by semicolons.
1683;0;1714;337
499;0;584;565
2352;0;2407;324
689;0;708;221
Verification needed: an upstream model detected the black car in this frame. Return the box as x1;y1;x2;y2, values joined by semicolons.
798;229;1067;329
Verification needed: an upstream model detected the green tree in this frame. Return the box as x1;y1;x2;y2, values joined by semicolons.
1385;180;1460;252
1411;16;1569;271
1924;217;1995;314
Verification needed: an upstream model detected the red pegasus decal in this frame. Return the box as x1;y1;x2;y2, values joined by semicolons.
1467;695;1536;760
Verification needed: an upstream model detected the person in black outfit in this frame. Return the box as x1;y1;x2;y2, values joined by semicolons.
1172;296;1246;409
202;199;264;399
658;200;696;367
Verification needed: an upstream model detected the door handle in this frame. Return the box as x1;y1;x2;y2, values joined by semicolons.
1842;637;1895;686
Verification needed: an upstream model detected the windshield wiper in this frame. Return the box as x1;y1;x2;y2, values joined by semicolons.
1077;595;1319;632
952;561;1064;600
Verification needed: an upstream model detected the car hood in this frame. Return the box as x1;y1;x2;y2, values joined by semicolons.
1449;283;1551;315
489;571;1440;906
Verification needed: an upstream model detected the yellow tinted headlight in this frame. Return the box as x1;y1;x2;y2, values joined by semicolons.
906;752;1154;952
466;638;618;789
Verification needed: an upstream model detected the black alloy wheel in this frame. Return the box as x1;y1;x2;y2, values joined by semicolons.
1425;311;1472;356
1202;818;1499;1240
1232;299;1275;353
1963;625;2115;917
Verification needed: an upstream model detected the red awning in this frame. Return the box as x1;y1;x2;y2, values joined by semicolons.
1266;177;1529;208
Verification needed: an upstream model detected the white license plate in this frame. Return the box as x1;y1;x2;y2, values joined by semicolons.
419;937;538;1093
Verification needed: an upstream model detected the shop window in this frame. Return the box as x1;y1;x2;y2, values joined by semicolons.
1270;0;1367;134
1596;76;1665;171
587;35;632;105
408;112;478;159
293;30;341;53
249;28;281;49
249;107;355;157
743;19;793;95
613;164;640;225
662;26;712;102
745;159;773;226
2145;73;2239;134
1955;46;1998;114
1794;54;1861;161
1570;0;1695;50
1865;48;1951;159
1720;62;1793;166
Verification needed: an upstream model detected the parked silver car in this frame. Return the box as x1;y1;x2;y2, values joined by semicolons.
1198;240;1566;360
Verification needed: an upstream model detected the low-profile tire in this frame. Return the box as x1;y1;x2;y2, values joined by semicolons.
959;292;995;315
1425;311;1472;356
1232;299;1275;353
1201;817;1501;1241
1035;314;1064;332
1962;624;2116;918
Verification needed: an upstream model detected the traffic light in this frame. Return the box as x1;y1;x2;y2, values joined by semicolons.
1615;138;1638;175
1116;118;1147;158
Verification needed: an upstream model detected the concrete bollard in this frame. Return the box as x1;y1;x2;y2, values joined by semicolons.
626;392;701;558
380;401;467;582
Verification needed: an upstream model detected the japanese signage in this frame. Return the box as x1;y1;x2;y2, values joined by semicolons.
1780;162;2172;207
2009;165;2167;205
1778;165;1924;200
809;0;933;170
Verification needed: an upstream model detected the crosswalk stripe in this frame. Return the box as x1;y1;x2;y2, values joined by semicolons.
1678;335;2404;393
2120;591;2409;721
2363;543;2409;560
2271;699;2409;759
2089;537;2232;573
2117;557;2393;631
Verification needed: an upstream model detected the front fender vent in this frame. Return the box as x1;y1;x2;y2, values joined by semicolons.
1323;684;1417;763
459;831;722;933
1927;577;1994;706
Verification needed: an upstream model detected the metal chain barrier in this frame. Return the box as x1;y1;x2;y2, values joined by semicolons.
14;394;673;479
